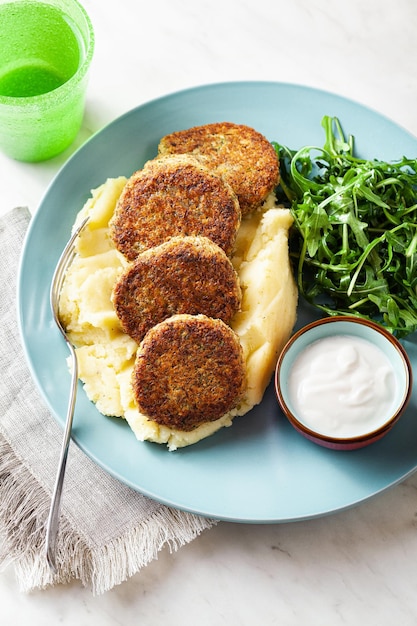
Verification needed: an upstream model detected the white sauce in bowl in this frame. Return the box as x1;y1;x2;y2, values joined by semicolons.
288;335;397;438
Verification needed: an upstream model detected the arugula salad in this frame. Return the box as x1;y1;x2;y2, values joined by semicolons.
274;116;417;338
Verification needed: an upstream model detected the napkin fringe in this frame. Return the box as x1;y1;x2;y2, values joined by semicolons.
0;432;215;594
0;432;61;590
90;507;215;594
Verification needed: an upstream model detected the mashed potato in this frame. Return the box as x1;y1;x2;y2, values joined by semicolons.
60;178;298;450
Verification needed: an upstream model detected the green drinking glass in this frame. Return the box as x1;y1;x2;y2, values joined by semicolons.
0;0;94;162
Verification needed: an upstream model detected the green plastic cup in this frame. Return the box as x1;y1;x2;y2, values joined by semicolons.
0;0;94;161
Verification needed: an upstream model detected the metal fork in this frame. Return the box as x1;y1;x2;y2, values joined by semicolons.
45;216;89;573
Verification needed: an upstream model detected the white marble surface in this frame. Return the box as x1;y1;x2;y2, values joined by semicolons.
2;0;417;623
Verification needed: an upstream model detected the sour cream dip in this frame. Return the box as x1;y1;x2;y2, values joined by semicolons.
287;334;397;438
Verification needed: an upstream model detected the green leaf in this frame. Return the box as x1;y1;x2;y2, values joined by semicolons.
280;116;417;338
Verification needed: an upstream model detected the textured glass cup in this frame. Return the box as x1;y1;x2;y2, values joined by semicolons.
0;0;94;161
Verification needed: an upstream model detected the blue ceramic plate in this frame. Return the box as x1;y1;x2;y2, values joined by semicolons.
17;82;417;522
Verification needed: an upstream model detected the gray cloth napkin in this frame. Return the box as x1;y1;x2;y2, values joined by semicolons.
0;207;214;594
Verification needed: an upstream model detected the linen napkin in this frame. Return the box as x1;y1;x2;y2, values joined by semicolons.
0;207;214;594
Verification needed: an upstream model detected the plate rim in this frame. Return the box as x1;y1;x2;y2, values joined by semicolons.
16;80;417;523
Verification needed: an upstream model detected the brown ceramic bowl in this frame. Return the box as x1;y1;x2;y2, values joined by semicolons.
275;316;412;450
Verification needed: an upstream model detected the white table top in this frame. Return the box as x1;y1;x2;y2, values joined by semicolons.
2;0;417;623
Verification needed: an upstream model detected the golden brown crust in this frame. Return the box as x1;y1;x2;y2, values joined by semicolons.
112;236;241;344
109;154;241;261
158;122;279;215
132;314;246;430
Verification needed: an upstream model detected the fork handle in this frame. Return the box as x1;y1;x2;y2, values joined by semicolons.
45;342;79;573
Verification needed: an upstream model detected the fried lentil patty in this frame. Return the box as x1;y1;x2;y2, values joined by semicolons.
132;314;246;430
158;122;279;215
109;154;241;261
112;235;241;344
